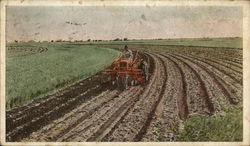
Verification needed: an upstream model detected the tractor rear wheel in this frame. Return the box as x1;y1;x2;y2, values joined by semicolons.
116;76;120;89
124;75;130;89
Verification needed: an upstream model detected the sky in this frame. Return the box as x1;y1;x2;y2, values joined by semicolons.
6;6;242;42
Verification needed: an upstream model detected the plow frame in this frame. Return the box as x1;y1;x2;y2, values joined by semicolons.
103;59;146;88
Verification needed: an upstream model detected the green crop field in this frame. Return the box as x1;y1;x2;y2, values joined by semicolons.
6;42;119;109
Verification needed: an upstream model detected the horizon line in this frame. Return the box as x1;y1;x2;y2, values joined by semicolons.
6;36;242;43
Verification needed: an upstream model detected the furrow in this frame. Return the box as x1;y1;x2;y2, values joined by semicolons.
186;54;242;85
163;53;215;114
59;86;143;141
160;54;189;120
24;89;118;141
171;53;240;105
7;83;110;141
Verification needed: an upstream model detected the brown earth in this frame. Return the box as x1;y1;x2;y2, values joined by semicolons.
6;47;242;142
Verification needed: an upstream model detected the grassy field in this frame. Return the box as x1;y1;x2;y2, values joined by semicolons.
177;104;243;141
6;42;119;109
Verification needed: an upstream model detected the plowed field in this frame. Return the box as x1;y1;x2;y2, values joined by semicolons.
6;45;242;142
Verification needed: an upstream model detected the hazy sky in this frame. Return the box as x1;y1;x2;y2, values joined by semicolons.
6;6;242;42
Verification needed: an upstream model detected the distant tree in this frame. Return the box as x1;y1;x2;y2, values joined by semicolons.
56;39;62;42
123;38;128;41
87;39;91;42
14;40;18;43
114;38;120;41
51;40;54;42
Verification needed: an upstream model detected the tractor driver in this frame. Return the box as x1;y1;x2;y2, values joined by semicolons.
121;45;133;61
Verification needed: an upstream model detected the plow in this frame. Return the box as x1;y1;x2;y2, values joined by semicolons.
103;51;149;89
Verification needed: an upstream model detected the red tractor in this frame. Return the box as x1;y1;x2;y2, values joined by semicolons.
103;52;148;89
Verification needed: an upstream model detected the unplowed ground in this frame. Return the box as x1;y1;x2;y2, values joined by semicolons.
6;46;242;142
